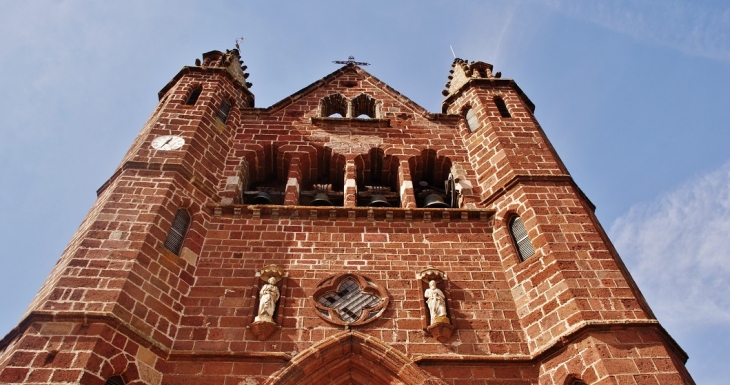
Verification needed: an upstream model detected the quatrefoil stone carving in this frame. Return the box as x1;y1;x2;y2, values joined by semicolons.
311;274;389;327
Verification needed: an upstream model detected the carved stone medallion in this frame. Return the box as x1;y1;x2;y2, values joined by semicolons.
311;274;389;327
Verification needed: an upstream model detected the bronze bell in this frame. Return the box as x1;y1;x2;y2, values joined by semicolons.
367;194;391;207
423;193;450;208
310;192;333;206
251;191;273;205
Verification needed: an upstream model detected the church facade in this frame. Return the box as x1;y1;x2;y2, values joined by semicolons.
0;48;694;384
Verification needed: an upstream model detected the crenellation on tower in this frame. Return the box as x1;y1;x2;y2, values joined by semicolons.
0;47;694;385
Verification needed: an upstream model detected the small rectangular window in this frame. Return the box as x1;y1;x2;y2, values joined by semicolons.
465;108;480;132
494;97;511;118
185;88;201;105
510;216;535;261
164;209;190;255
217;100;232;123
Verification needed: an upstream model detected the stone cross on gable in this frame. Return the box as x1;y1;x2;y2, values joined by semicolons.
332;55;370;66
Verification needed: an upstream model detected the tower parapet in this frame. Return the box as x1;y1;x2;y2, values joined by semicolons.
443;58;497;96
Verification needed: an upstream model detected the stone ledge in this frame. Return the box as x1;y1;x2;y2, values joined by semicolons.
168;351;291;363
311;116;391;127
208;204;495;224
414;319;688;366
97;161;219;199
481;173;595;212
0;311;171;358
2;313;685;367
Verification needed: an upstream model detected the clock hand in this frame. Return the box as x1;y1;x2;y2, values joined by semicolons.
162;137;173;147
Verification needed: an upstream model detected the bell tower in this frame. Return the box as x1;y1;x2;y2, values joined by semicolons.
0;51;694;385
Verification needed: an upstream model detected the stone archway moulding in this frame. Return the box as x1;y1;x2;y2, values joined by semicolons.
265;331;446;385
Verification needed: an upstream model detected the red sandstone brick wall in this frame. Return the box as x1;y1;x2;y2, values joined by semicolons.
0;57;692;384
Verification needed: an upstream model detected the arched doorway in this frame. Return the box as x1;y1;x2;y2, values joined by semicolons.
266;331;445;385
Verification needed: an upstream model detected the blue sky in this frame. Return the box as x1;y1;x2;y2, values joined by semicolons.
1;1;728;383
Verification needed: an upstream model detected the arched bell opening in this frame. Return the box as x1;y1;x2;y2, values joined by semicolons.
320;93;348;118
354;148;400;207
351;93;378;119
298;146;346;207
241;144;288;205
409;149;456;208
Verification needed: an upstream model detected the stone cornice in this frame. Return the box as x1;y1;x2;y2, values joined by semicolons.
0;311;290;363
1;313;686;367
208;204;495;224
414;319;688;365
96;161;219;200
481;174;596;212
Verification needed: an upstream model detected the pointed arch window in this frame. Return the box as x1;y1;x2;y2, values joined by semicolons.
510;216;535;261
185;87;201;105
105;376;125;385
494;96;511;118
465;107;480;132
217;99;232;123
164;209;190;255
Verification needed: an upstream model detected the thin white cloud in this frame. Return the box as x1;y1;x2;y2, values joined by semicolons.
490;2;519;65
610;160;730;331
530;0;730;62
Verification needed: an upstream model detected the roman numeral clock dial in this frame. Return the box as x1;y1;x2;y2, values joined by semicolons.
151;135;185;151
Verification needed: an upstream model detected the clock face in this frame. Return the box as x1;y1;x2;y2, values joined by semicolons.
151;135;185;151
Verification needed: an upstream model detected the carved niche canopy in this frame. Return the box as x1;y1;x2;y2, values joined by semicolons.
311;274;389;327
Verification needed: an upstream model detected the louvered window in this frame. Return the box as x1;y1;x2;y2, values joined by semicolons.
494;97;511;118
465;108;480;132
217;99;232;123
105;376;124;385
164;209;190;255
510;216;535;261
185;87;201;105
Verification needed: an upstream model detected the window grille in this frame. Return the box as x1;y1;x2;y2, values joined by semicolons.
494;97;511;118
317;278;382;323
164;209;190;255
185;88;201;105
510;216;535;261
105;376;124;385
465;108;480;132
217;99;232;123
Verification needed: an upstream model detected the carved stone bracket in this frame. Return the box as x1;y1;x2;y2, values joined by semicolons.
427;320;454;343
250;321;277;341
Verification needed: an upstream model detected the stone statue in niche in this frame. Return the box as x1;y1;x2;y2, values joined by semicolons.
416;266;454;343
250;265;285;340
255;276;280;323
425;280;449;324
